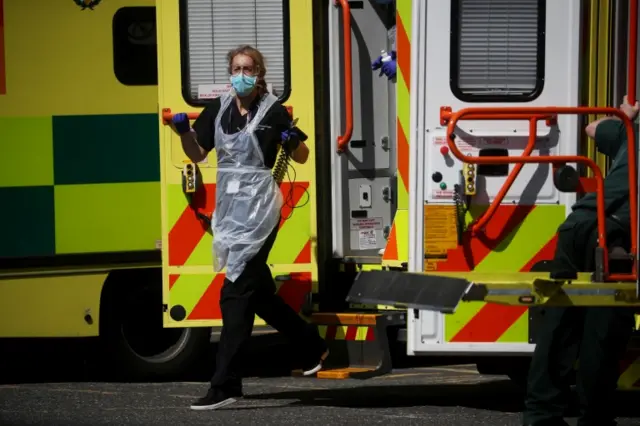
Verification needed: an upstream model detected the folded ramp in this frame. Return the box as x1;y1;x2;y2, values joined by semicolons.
346;270;471;314
346;270;640;309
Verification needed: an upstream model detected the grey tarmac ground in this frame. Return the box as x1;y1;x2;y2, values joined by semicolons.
1;334;639;426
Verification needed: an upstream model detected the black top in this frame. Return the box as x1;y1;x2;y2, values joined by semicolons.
574;119;639;219
192;95;294;169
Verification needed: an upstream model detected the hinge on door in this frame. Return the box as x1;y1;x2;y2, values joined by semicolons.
383;225;391;239
412;308;420;319
381;136;390;151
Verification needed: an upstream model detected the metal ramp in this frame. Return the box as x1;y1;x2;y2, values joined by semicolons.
346;270;640;312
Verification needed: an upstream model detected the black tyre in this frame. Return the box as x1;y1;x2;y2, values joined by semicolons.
101;268;211;380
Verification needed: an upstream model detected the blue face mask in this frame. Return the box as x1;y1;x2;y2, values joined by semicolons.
230;73;257;97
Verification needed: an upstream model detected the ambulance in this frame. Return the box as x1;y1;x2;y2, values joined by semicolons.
0;0;209;379
2;0;640;388
156;0;640;387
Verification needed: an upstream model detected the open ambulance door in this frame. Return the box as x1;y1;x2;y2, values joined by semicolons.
156;0;320;331
347;0;640;356
328;0;399;262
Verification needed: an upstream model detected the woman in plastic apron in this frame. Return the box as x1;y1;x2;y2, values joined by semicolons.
172;45;328;411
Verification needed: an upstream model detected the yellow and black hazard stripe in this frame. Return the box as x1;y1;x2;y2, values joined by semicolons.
297;312;405;379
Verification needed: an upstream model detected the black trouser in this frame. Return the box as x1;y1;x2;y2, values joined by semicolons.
524;209;635;426
210;223;326;394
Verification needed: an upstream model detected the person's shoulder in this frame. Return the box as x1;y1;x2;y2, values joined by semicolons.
267;101;292;121
259;96;291;125
595;118;625;142
597;118;624;134
203;97;222;113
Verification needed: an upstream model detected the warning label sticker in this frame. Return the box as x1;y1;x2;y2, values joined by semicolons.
197;84;232;99
198;83;274;99
424;205;458;256
350;217;383;230
358;229;378;250
432;189;455;199
424;259;445;272
433;136;474;152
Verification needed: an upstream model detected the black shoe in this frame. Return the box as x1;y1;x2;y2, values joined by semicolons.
301;348;330;376
190;388;240;411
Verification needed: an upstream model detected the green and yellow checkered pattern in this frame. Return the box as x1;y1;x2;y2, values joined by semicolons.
0;114;160;258
0;0;160;259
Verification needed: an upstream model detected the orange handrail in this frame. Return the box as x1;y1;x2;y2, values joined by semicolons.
469;118;539;233
161;109;198;125
334;0;354;153
441;106;637;281
161;106;294;125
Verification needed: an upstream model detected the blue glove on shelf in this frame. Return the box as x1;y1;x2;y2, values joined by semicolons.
371;50;397;71
172;113;191;135
381;59;397;79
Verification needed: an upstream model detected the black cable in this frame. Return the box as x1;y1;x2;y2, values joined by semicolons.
274;119;310;221
453;170;468;245
281;160;310;221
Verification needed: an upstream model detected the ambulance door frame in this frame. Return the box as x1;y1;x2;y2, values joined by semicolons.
329;0;346;258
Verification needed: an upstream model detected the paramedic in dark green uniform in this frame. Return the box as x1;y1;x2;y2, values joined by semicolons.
523;96;639;426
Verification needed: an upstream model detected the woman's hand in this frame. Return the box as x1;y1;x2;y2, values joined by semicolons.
172;113;192;135
281;129;309;164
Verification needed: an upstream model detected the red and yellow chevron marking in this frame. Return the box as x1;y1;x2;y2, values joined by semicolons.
380;1;412;265
167;272;312;323
318;324;376;342
429;204;566;343
167;182;312;267
0;0;5;94
395;0;411;210
382;209;408;265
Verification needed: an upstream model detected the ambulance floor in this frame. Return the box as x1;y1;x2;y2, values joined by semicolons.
1;338;639;425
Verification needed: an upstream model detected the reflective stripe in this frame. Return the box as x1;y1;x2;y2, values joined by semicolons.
167;182;311;266
395;1;411;209
167;272;312;324
318;325;376;341
441;205;566;343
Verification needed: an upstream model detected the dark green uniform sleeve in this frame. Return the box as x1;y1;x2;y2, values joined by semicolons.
594;119;625;158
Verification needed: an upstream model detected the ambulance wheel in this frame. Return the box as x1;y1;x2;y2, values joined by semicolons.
100;268;211;380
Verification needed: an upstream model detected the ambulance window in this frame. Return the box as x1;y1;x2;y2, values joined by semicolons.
450;0;546;102
179;0;291;106
113;7;158;86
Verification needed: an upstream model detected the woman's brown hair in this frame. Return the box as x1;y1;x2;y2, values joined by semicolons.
227;45;268;97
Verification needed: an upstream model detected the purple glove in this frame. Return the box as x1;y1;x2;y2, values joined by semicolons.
381;59;397;79
172;113;191;135
371;50;397;71
281;129;300;153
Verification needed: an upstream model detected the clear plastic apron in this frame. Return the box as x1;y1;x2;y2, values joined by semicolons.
211;92;283;282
